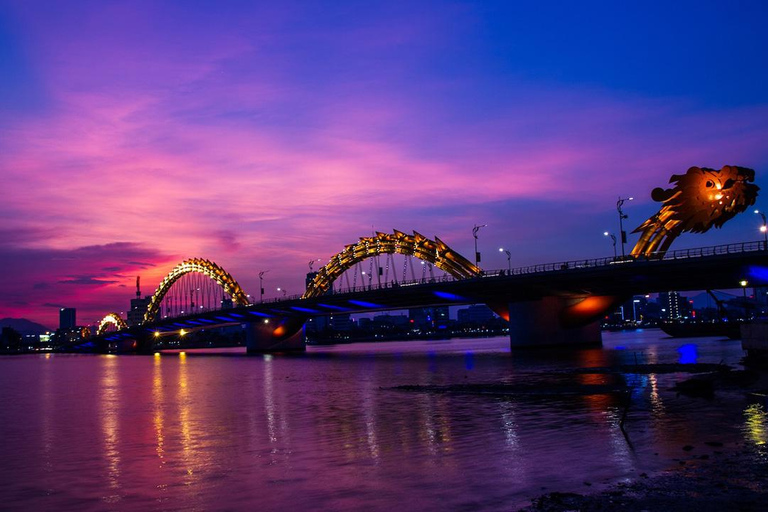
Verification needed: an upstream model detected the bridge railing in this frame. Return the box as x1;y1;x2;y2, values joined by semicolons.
301;240;766;297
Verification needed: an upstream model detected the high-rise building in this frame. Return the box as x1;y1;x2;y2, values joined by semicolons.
127;296;151;326
59;308;76;329
658;291;687;319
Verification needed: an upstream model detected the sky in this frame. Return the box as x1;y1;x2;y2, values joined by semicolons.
2;0;768;328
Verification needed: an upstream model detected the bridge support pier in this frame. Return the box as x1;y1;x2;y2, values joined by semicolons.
507;297;602;349
244;316;306;354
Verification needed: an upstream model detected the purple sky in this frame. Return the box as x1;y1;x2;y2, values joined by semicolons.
2;1;768;328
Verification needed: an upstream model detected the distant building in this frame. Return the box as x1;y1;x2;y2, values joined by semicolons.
128;296;151;326
306;314;352;333
59;308;76;329
658;291;689;320
409;306;449;329
457;305;495;325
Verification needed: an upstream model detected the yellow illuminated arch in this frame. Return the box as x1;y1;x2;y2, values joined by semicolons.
97;312;128;335
303;230;481;298
144;258;250;323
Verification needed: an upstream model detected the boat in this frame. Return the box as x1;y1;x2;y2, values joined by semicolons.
659;319;742;339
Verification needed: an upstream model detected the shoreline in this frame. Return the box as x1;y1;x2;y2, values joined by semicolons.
520;442;768;511
519;366;768;511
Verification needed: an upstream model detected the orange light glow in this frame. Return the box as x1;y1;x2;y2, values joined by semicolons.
561;295;622;327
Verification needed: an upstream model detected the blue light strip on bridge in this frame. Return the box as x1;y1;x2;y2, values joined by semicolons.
290;306;321;313
348;299;384;308
433;291;468;301
247;311;272;317
316;303;351;311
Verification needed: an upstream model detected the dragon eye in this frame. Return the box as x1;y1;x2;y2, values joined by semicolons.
705;180;714;188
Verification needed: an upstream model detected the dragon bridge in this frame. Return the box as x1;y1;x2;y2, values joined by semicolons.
303;230;481;299
144;258;250;323
97;312;128;335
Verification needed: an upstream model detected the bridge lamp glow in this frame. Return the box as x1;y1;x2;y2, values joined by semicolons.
154;331;160;338
741;280;749;287
179;329;187;337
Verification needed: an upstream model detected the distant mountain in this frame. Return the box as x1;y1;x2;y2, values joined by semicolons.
0;318;52;335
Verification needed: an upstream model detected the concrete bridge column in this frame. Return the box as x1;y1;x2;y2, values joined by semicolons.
507;296;603;349
245;316;307;354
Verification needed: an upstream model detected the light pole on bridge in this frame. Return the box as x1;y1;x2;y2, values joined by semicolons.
259;270;269;302
616;196;633;258
498;247;511;273
604;231;617;259
755;210;767;250
473;224;487;268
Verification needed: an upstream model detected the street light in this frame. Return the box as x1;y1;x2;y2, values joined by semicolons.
499;247;511;272
472;224;487;268
755;210;767;249
616;196;633;258
277;287;287;298
258;270;269;302
603;231;617;259
740;280;749;319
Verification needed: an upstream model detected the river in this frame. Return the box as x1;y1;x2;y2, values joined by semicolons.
0;329;765;511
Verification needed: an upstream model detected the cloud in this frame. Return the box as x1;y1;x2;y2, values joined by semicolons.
58;276;119;286
1;1;767;326
0;242;177;326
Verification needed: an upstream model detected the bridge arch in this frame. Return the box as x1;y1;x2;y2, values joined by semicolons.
144;258;250;323
97;312;128;335
303;230;481;298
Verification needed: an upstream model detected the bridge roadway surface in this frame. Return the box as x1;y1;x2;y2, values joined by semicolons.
99;241;768;343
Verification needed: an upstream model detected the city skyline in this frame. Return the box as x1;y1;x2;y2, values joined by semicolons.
2;1;768;327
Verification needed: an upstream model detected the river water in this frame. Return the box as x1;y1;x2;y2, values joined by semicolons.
1;329;766;511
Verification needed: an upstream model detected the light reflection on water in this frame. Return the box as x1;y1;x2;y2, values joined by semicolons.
0;329;760;511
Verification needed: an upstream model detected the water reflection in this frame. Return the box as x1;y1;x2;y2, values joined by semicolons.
647;373;666;419
0;332;758;511
416;393;453;458
152;354;165;465
743;403;768;447
100;355;121;501
677;343;698;364
362;379;380;462
40;353;54;476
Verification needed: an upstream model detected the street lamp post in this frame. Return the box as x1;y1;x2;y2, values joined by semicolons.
258;270;269;302
277;287;287;298
616;196;633;258
740;280;749;319
499;247;511;272
603;231;617;259
755;210;767;250
472;224;487;268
